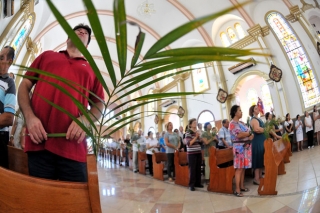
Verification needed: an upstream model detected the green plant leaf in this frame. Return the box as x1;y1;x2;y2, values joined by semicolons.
21;74;100;134
82;0;117;87
45;0;111;97
114;68;193;102
144;2;249;58
131;31;145;68
146;47;268;59
114;0;127;77
37;94;94;139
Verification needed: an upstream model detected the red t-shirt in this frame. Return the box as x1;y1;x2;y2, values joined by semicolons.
24;50;104;162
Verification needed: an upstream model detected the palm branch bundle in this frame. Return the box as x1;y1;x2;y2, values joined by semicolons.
16;0;269;157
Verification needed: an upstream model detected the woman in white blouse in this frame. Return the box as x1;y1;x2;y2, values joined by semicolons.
146;131;159;176
295;115;304;151
304;111;314;149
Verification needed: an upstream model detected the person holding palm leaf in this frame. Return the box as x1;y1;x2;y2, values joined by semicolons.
18;24;105;182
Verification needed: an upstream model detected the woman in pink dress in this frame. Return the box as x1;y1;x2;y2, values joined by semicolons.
229;105;254;197
314;105;320;145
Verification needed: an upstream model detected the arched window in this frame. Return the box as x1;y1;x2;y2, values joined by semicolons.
227;27;238;43
247;88;258;106
147;89;155;116
220;32;230;47
148;127;156;135
235;23;245;39
10;14;35;58
261;84;274;113
197;110;215;129
267;12;320;108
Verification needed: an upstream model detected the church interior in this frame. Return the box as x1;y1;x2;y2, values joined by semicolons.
1;0;320;212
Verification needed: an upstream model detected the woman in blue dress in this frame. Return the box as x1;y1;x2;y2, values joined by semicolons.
249;105;266;185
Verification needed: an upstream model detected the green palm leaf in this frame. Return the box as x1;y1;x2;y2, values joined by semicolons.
46;0;111;96
82;0;117;87
114;0;127;77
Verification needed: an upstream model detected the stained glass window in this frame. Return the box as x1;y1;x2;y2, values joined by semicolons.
267;12;320;108
235;23;245;39
261;84;274;113
10;14;34;56
227;28;238;43
220;32;230;47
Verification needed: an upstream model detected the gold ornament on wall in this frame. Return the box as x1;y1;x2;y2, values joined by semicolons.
177;106;185;118
269;64;282;82
216;88;228;103
154;115;159;124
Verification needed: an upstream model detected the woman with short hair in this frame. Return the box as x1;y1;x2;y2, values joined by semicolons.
164;122;180;182
295;115;304;151
305;111;314;149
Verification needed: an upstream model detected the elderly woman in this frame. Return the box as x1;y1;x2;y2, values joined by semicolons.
201;122;217;181
229;105;253;197
305;111;314;149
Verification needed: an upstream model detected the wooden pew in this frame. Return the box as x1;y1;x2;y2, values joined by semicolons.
116;149;121;165
8;146;29;175
153;153;167;181
138;151;147;175
174;151;189;187
128;151;133;171
207;147;235;194
112;149;117;163
3;146;101;213
258;138;288;195
277;140;290;175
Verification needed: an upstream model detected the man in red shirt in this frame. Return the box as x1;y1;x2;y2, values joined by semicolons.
18;24;104;182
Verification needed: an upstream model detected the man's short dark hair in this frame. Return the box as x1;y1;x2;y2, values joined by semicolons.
73;23;92;45
222;119;228;125
3;46;15;61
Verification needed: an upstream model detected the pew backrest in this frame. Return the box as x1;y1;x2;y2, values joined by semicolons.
215;148;233;166
178;152;188;165
4;146;101;213
8;146;29;175
154;152;167;163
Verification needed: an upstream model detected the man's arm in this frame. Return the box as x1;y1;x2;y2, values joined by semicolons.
18;79;47;144
66;101;104;143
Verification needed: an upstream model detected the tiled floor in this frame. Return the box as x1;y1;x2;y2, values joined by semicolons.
98;146;320;212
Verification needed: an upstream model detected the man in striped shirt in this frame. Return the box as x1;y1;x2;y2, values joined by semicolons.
0;46;16;168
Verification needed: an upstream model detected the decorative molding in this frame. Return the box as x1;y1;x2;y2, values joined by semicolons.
300;0;315;12
315;0;320;9
285;5;301;23
229;24;270;49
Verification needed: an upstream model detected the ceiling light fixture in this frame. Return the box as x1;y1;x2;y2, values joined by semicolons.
137;0;156;17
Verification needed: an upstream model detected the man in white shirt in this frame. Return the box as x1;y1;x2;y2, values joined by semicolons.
131;130;146;173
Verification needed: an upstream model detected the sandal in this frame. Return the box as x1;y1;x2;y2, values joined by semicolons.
234;191;243;197
240;188;250;192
